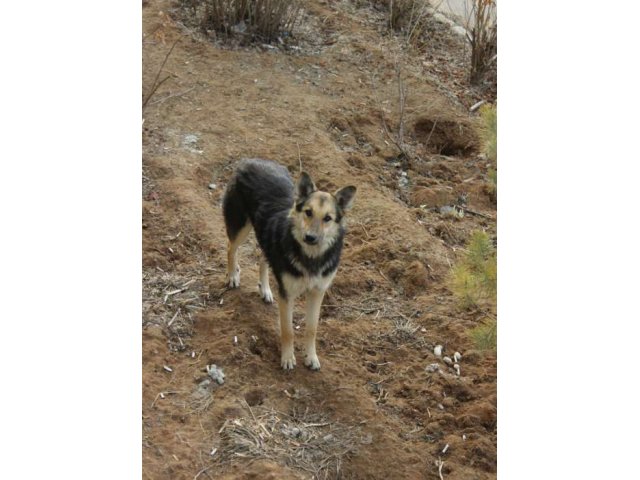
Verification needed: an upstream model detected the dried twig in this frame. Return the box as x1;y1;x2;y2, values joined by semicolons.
194;463;215;480
143;38;179;111
150;390;180;408
149;86;196;106
436;457;445;480
459;206;493;219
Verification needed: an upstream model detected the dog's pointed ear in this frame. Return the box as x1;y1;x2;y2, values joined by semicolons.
296;171;316;199
335;186;357;211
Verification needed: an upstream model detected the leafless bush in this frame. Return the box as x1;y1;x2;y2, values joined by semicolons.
194;0;302;43
465;0;497;84
389;0;432;44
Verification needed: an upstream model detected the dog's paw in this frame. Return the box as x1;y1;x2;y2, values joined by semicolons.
304;354;321;371
227;266;241;288
281;350;297;370
258;282;274;303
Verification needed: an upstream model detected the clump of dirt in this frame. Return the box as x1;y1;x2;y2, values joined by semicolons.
409;185;454;208
414;117;477;155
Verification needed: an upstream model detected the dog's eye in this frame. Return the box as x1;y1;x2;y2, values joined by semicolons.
323;215;332;222
305;209;313;218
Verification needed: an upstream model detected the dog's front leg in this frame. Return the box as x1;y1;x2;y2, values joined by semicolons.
303;288;325;370
258;257;274;303
278;296;296;370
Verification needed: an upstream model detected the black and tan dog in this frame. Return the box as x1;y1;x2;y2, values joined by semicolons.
222;158;356;370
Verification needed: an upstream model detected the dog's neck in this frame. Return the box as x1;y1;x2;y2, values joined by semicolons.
285;222;344;277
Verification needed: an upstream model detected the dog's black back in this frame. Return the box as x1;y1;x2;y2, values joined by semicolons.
223;159;345;298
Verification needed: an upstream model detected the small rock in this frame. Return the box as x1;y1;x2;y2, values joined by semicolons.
442;397;455;408
206;364;225;385
439;205;464;219
434;345;443;357
443;356;453;366
426;363;440;373
282;425;302;438
208;183;217;190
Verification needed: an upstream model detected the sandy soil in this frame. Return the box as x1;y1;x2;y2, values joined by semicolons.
142;1;497;478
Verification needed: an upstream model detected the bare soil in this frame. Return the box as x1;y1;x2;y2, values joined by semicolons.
142;1;497;478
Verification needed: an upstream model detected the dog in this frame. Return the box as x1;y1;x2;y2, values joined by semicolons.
222;158;356;371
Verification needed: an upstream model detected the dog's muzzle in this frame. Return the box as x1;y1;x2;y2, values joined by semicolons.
303;234;318;245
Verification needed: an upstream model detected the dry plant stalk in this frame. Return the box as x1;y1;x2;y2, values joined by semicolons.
464;0;497;84
142;39;179;111
378;60;416;167
200;0;302;43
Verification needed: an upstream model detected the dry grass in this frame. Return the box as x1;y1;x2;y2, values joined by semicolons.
142;261;217;351
389;317;420;342
217;405;361;478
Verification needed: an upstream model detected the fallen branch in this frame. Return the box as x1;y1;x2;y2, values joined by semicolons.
459;206;494;219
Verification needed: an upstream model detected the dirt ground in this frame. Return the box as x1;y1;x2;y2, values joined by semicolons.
142;1;497;478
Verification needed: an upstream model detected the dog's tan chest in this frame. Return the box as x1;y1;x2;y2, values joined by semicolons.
281;271;336;299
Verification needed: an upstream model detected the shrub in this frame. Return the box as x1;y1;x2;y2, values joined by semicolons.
469;318;496;351
465;0;497;85
196;0;302;43
450;230;496;309
449;230;496;350
476;103;497;202
485;167;497;203
477;103;496;163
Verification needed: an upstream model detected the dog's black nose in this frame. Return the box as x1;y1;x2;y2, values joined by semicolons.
303;234;318;245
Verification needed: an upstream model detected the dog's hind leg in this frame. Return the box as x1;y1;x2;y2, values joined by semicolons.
303;288;325;371
278;297;296;370
223;181;251;288
226;222;251;288
258;256;274;303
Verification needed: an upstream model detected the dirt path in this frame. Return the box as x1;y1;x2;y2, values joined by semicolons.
142;1;496;478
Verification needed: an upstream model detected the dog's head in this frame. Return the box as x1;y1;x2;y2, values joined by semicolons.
290;171;356;257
